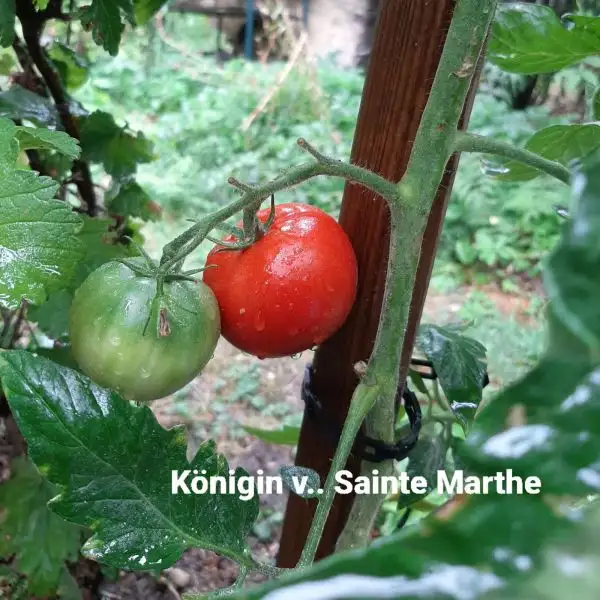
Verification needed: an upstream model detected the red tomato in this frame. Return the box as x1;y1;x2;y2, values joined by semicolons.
203;203;358;358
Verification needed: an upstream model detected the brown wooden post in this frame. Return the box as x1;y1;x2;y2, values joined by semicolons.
277;0;483;566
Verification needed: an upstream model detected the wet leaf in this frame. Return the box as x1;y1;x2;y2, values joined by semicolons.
489;3;600;74
490;124;600;182
0;169;84;309
79;0;134;56
0;86;58;127
134;0;169;24
105;179;161;221
416;324;487;406
280;466;321;499
0;351;259;571
47;43;89;91
80;110;155;177
243;424;300;446
15;125;81;160
0;456;82;596
0;0;14;48
397;434;450;509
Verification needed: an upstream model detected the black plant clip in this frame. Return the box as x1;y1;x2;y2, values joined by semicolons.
301;363;422;463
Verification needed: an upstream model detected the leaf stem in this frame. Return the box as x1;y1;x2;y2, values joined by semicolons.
453;131;571;184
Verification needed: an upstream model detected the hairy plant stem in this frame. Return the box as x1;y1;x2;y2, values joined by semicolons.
332;0;500;554
158;139;398;268
453;131;571;184
296;383;380;568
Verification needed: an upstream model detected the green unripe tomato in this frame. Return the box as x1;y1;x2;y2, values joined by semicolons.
68;259;220;402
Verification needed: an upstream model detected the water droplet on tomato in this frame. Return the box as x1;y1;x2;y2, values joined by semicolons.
254;312;265;331
239;308;246;315
326;282;335;292
140;367;151;379
109;335;121;347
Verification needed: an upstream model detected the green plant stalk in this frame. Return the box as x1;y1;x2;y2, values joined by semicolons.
331;0;499;553
453;131;571;184
158;143;398;269
296;383;380;568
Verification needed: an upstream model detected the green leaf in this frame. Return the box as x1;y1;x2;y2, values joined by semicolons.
0;351;259;571
280;465;321;498
0;0;15;48
34;346;82;371
57;568;83;600
491;124;600;182
79;0;135;56
0;456;82;596
47;43;90;91
416;323;487;406
28;218;135;336
0;86;58;127
0;48;15;75
489;3;600;74
105;179;161;221
80;111;155;177
242;423;300;445
593;87;600;121
396;434;450;509
15;126;81;160
27;289;72;339
74;215;137;286
0;169;84;309
33;0;50;8
134;0;169;24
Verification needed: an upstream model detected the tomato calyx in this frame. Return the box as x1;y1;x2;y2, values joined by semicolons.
205;194;276;253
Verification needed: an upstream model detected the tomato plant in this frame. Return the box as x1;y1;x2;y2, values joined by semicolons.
2;2;600;600
203;203;358;358
69;259;221;403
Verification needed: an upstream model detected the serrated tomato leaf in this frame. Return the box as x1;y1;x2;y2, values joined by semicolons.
48;43;89;91
105;179;161;221
280;465;321;499
489;124;600;182
0;456;82;596
79;0;134;56
397;434;450;509
0;86;59;128
0;0;15;48
489;3;600;74
242;424;300;446
15;126;81;160
0;351;259;571
134;0;169;25
80;111;155;177
416;324;487;407
0;169;84;309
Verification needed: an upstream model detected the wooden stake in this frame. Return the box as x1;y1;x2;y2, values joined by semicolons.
277;0;482;566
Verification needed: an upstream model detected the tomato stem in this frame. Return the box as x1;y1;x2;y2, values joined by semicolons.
303;0;500;557
158;140;398;270
453;131;571;184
